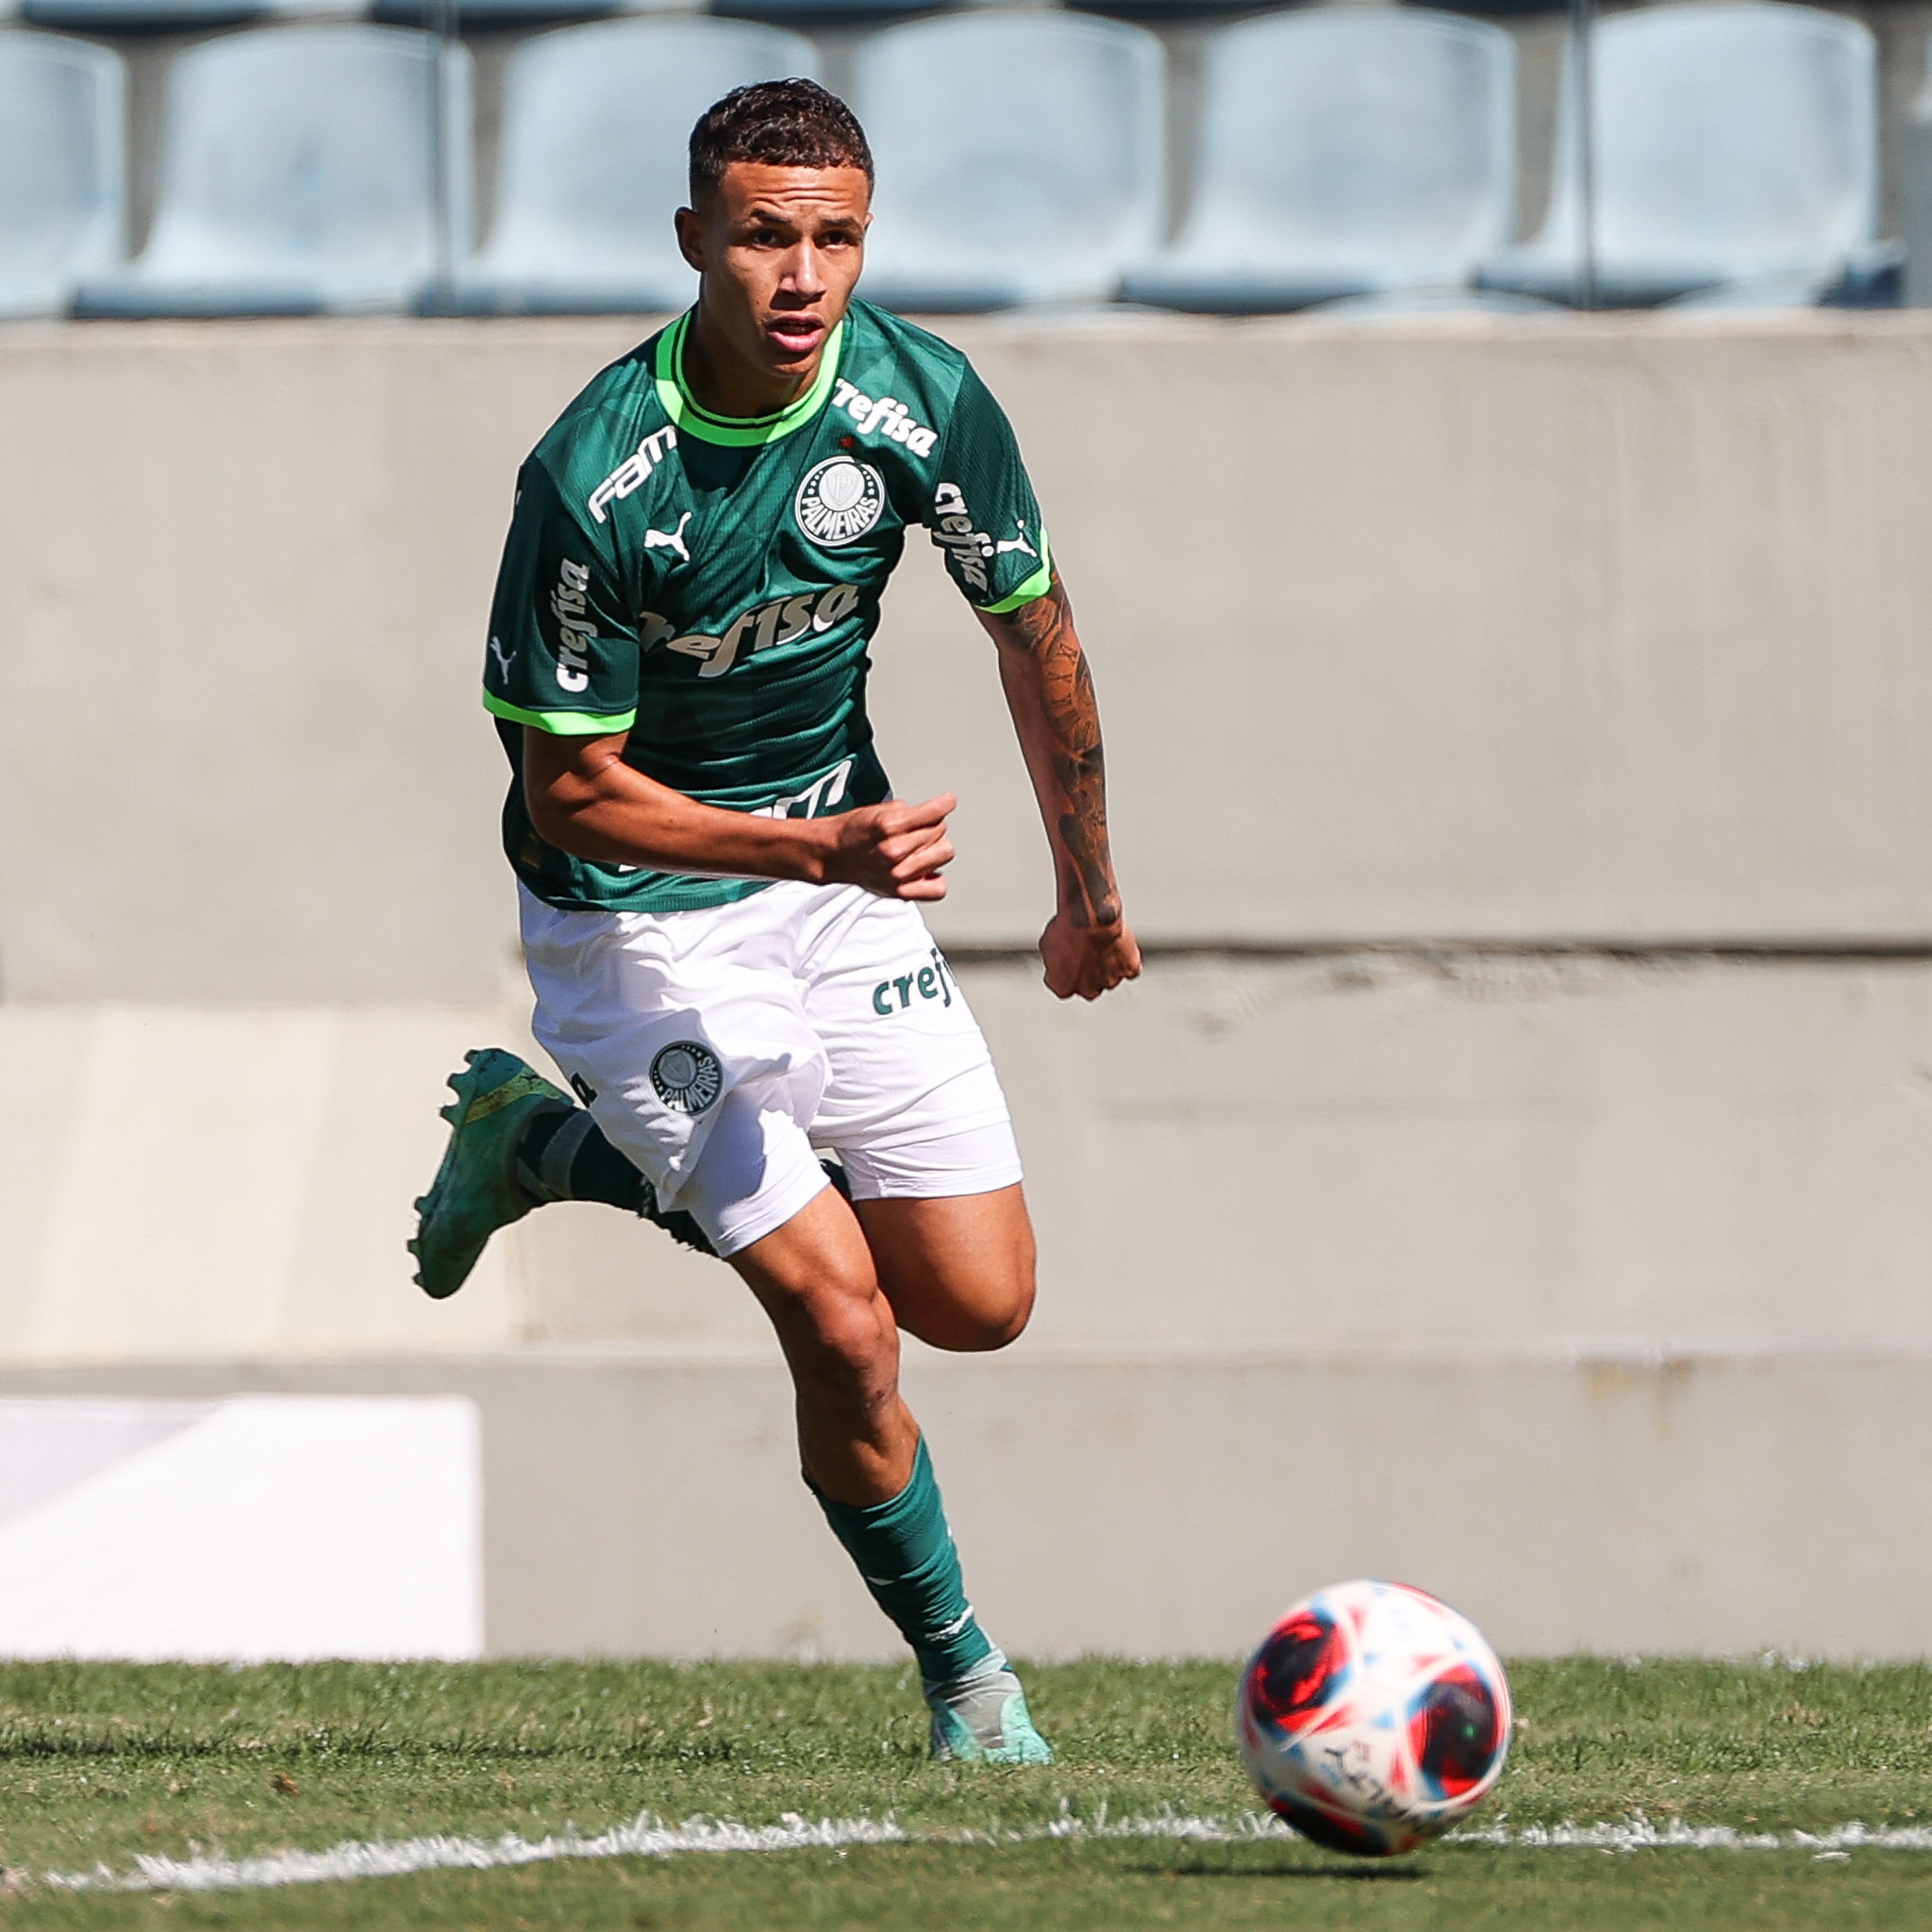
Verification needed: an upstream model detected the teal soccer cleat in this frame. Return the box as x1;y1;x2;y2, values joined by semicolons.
408;1048;570;1300
925;1658;1054;1765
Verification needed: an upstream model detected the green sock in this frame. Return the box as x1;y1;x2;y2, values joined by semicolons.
516;1105;646;1211
515;1108;854;1257
810;1434;999;1690
514;1106;716;1255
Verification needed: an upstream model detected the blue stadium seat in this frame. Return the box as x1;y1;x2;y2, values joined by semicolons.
855;10;1164;310
1482;2;1891;306
370;0;625;25
0;31;124;317
712;0;944;25
454;18;819;315
20;0;354;31
74;25;470;317
1304;289;1563;320
1121;8;1515;313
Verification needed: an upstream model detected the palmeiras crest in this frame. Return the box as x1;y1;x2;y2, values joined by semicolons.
794;457;886;548
650;1041;724;1115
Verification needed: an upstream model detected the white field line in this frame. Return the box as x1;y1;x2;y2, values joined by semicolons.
41;1809;1932;1893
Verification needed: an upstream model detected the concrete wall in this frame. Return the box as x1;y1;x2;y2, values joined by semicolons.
8;314;1932;1007
7;314;1932;1653
8;952;1932;1362
2;1348;1927;1659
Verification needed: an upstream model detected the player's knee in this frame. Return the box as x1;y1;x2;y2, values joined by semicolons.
975;1274;1035;1350
925;1265;1034;1353
789;1275;897;1386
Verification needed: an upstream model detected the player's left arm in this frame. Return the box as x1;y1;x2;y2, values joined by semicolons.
975;573;1141;1002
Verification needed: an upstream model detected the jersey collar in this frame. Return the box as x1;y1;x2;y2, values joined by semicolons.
655;309;845;447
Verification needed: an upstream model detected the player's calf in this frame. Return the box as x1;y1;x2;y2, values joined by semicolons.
733;1193;1050;1764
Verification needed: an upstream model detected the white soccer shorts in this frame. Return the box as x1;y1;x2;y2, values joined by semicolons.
519;879;1023;1258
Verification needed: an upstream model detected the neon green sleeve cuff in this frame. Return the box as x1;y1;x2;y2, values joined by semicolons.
978;528;1054;615
484;691;637;736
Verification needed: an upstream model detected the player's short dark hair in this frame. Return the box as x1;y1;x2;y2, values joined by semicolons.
688;79;874;208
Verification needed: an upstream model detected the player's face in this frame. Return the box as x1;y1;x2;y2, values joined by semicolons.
676;163;872;407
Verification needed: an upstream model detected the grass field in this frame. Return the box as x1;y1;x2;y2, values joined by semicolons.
1;1657;1929;1927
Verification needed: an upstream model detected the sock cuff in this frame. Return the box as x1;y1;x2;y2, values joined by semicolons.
808;1433;936;1536
537;1108;597;1202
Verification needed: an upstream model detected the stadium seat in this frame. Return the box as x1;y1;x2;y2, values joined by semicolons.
370;0;637;25
1121;8;1514;313
1482;2;1891;306
454;18;819;314
0;32;124;317
854;10;1165;310
21;0;355;32
711;0;944;24
74;25;471;317
1303;289;1563;320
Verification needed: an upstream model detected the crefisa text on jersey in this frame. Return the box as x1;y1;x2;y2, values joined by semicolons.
550;558;597;691
641;582;864;680
831;380;938;458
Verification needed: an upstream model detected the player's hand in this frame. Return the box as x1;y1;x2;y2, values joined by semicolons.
821;793;957;901
1040;908;1142;1001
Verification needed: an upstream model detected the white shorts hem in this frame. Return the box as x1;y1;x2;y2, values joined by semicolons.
710;1169;832;1261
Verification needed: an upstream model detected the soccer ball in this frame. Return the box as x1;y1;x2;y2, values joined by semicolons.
1235;1578;1512;1857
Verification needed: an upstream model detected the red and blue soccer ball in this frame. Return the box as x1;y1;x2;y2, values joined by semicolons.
1235;1578;1512;1857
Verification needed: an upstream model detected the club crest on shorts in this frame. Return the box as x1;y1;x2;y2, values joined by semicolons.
794;457;886;548
650;1041;723;1115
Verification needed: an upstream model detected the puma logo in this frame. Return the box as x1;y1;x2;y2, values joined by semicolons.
645;511;694;565
994;519;1038;559
490;635;514;677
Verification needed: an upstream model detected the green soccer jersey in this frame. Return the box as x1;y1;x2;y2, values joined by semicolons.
482;298;1053;914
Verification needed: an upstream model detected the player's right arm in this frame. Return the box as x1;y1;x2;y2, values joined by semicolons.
485;458;951;898
521;728;957;900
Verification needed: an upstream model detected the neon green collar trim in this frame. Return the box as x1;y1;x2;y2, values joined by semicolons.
654;310;845;447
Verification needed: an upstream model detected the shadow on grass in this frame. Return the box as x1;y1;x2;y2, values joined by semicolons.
1127;1850;1428;1883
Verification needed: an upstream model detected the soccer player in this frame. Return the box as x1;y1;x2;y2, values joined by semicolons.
411;79;1140;1762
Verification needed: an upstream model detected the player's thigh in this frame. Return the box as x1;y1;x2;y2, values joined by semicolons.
853;1184;1036;1354
803;891;1004;1149
799;889;1032;1349
522;884;827;1212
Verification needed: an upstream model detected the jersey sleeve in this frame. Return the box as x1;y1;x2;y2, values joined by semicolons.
924;364;1054;614
481;459;641;737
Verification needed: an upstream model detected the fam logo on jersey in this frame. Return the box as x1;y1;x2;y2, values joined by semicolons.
650;1041;723;1116
830;379;938;458
794;457;886;549
588;425;679;524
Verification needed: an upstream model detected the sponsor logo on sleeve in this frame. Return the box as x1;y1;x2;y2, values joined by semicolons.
794;457;887;549
928;482;993;594
831;380;938;458
588;425;679;524
653;582;861;680
550;558;596;691
650;1041;724;1115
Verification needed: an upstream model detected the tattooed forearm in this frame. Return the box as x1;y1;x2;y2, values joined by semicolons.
981;575;1122;927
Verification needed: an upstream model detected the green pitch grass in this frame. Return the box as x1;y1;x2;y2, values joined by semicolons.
2;1657;1930;1927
